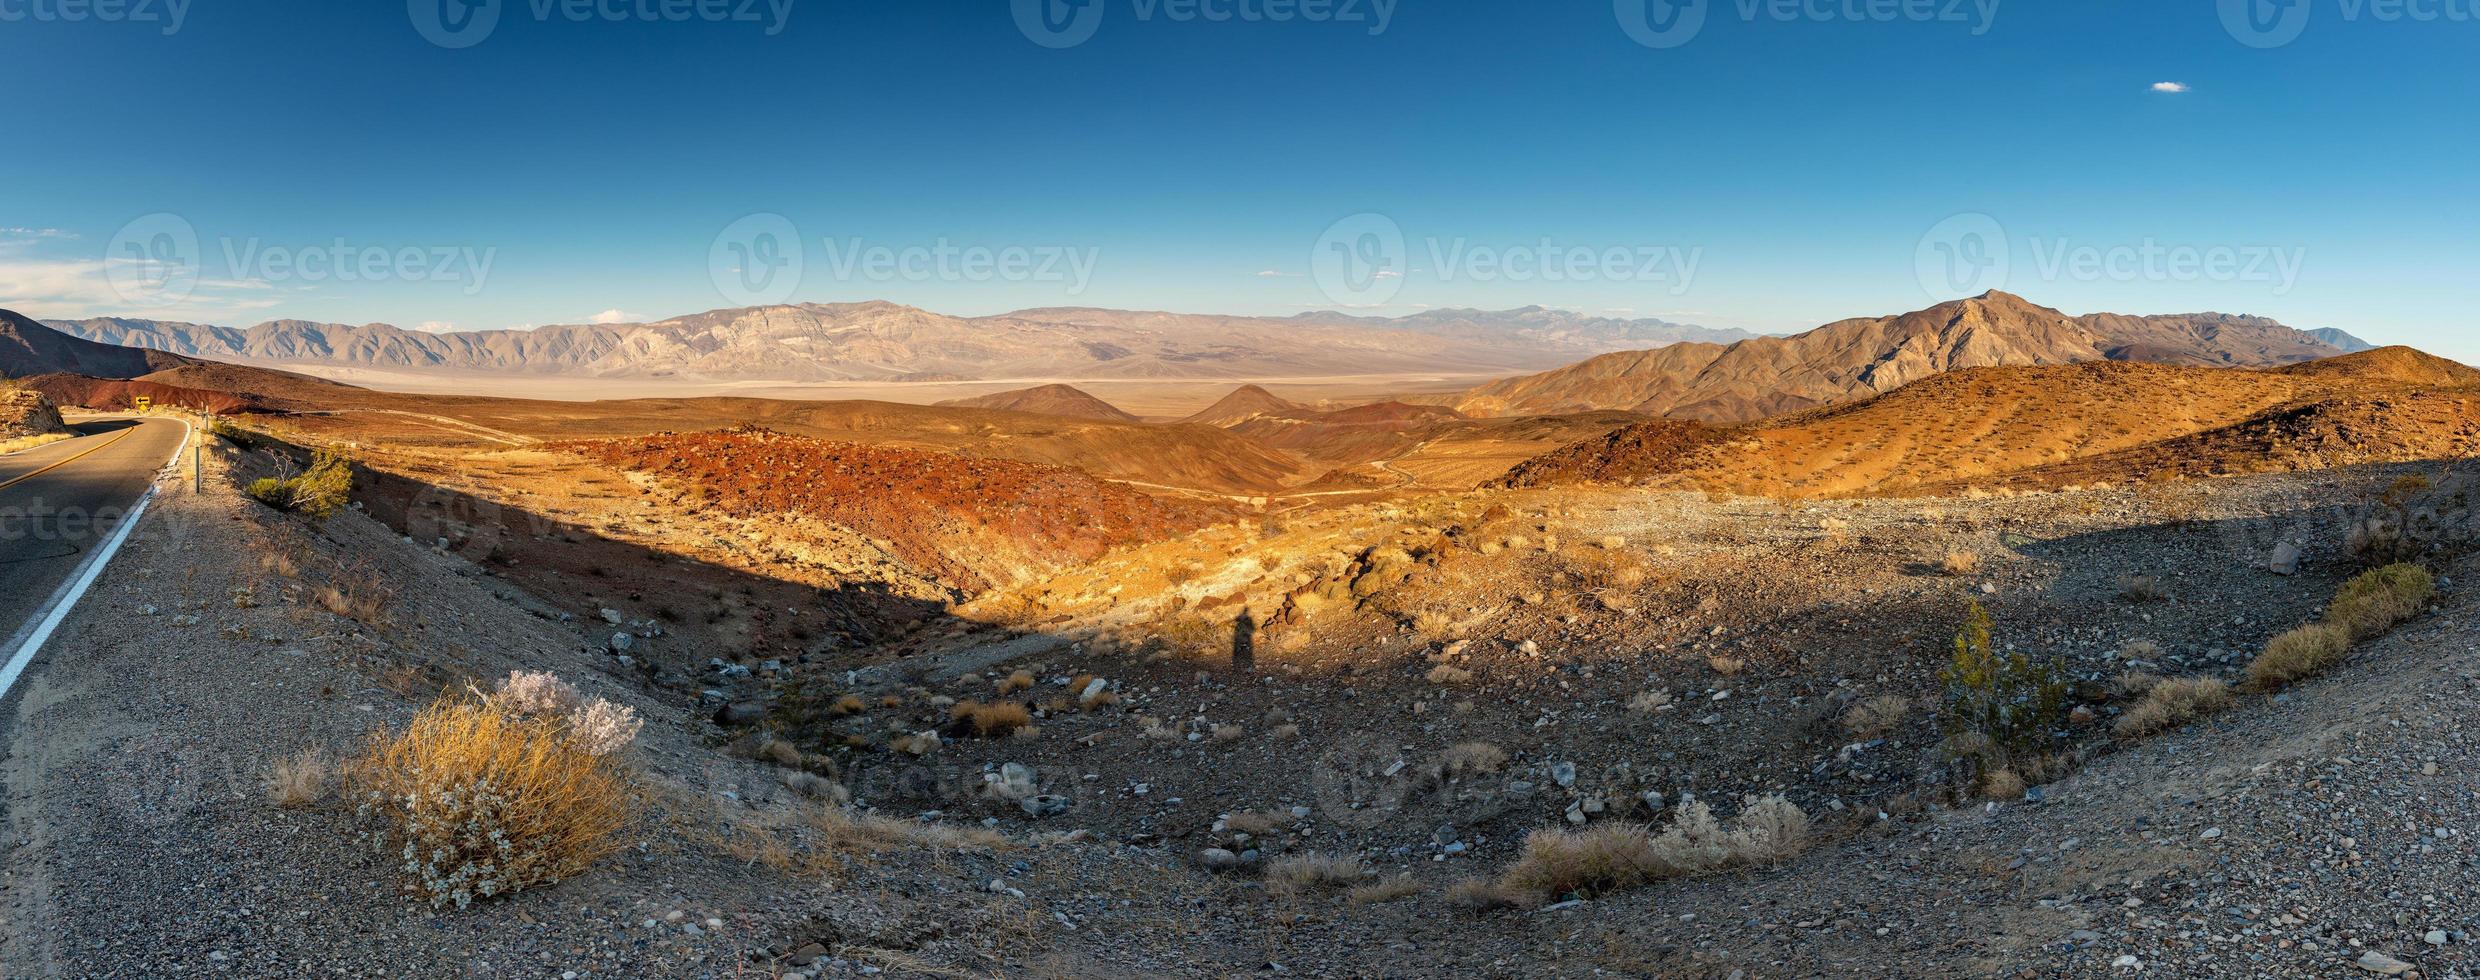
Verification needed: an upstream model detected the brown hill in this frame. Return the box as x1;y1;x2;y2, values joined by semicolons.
1499;351;2480;497
0;309;192;380
1179;385;1305;426
2271;346;2480;386
934;384;1139;422
15;374;267;415
1454;292;2350;422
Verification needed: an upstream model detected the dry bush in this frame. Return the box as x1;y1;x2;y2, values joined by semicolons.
349;697;636;909
950;702;1033;738
827;694;868;717
267;748;329;808
1941;550;1981;576
996;670;1036;696
1425;664;1475;685
1265;853;1364;897
1839;695;1910;738
1706;655;1745;677
1439;741;1509;776
2327;563;2434;641
1978;769;2027;801
2118;575;2169;604
2113;677;2232;738
1272;723;1301;739
1347;876;1423;904
2247;623;2352;689
1495;795;1809;902
2111;670;2162;699
2118;639;2164;662
495;670;581;717
1210;723;1245;742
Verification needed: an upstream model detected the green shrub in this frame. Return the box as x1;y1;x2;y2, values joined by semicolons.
245;450;353;521
1938;601;2067;765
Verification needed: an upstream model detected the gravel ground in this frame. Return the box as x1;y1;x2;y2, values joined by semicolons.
2;436;2470;978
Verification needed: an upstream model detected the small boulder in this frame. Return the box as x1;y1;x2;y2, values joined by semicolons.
2269;541;2302;576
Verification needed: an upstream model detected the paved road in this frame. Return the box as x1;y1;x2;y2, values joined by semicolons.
0;417;189;676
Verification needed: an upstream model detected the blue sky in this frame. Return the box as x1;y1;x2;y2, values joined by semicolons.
1;1;2473;358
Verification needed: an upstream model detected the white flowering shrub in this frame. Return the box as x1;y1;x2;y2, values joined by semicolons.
351;698;634;909
494;670;582;717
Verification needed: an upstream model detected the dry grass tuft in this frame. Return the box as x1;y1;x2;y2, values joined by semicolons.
1444;877;1527;911
1706;655;1745;677
1347;875;1423;904
1941;550;1981;576
348;697;636;909
1264;853;1365;897
1840;695;1910;738
827;694;868;717
0;432;73;456
995;670;1036;696
1221;809;1292;836
2117;575;2169;604
267;747;329;808
1978;769;2027;801
2246;623;2353;689
1425;664;1475;685
950;702;1033;738
2327;563;2434;641
809;806;1009;854
2113;676;2232;738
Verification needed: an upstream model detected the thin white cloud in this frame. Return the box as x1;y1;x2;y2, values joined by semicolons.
0;256;283;322
2151;81;2190;93
412;320;460;334
589;308;642;324
1252;269;1296;278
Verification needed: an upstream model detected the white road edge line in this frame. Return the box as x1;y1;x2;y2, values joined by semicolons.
0;416;193;704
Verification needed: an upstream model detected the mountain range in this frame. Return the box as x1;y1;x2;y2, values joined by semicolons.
44;303;1751;384
1446;291;2373;422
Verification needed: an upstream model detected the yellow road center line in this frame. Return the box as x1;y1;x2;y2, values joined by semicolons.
0;424;144;495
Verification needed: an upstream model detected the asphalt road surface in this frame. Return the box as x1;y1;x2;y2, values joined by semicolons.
0;417;189;679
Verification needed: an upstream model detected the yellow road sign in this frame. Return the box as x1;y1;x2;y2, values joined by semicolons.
132;396;152;412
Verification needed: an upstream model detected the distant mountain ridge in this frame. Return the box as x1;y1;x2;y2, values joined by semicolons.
1451;291;2368;422
44;303;1747;384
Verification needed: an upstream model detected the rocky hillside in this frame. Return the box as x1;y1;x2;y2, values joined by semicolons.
933;383;1139;422
45;303;1736;384
0;309;192;380
1453;291;2359;421
563;429;1236;591
1500;348;2480;497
